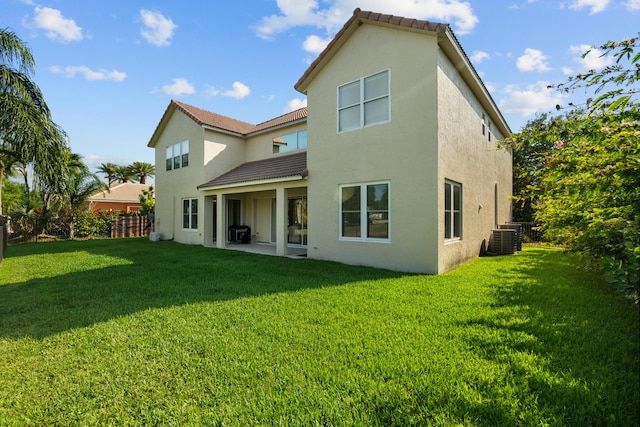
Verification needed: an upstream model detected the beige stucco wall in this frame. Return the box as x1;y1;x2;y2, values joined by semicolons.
436;50;512;273
245;123;307;162
304;23;512;274
154;110;247;245
305;24;442;273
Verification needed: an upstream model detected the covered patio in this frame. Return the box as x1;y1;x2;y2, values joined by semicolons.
197;152;309;259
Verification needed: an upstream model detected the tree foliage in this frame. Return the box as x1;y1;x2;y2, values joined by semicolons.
504;36;640;300
97;161;155;185
0;27;68;214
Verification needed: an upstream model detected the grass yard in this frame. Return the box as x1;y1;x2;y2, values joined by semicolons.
0;239;638;426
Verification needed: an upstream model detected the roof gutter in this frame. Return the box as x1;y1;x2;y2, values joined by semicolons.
197;174;307;192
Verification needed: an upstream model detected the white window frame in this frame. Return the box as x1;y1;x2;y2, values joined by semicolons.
339;181;390;242
444;180;462;241
182;198;198;231
166;140;189;171
337;69;390;133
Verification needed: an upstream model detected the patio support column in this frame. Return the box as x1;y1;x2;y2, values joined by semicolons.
276;187;288;256
216;193;225;249
203;195;214;247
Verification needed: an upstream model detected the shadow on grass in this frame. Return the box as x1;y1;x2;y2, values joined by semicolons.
0;239;404;339
447;247;640;425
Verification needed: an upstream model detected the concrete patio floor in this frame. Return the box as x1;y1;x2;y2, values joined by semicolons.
223;242;307;258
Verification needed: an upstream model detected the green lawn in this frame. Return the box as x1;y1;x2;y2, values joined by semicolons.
0;239;638;426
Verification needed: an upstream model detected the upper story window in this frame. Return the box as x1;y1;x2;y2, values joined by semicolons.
338;69;390;133
273;130;307;154
166;141;189;171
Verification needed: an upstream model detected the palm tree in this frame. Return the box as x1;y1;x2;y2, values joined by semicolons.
128;161;155;184
114;164;136;183
97;162;119;186
0;27;68;214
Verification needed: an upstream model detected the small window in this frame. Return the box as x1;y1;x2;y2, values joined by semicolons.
444;180;462;241
340;182;390;242
481;113;486;136
273;130;307;154
182;198;198;230
338;70;390;132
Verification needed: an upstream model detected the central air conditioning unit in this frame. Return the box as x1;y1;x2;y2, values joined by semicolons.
499;223;523;251
490;229;516;255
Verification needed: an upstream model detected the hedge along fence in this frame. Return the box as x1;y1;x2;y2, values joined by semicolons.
109;214;154;239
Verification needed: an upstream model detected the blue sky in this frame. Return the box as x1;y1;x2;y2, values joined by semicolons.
4;0;639;176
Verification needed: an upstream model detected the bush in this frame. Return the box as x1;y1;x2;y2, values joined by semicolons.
72;210;110;238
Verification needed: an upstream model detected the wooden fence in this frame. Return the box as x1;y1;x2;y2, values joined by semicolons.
109;215;154;238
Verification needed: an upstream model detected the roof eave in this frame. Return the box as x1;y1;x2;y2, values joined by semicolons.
198;175;307;192
247;117;307;137
438;28;512;137
147;102;177;147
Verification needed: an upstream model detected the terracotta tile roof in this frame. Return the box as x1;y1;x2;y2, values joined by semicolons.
252;108;307;133
295;8;449;92
173;101;255;134
198;152;307;189
88;183;153;203
148;101;308;147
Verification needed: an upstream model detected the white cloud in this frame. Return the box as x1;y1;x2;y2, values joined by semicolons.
627;0;640;9
162;78;195;96
205;86;221;97
569;0;610;14
222;82;251;100
516;48;551;72
303;35;331;54
32;7;83;43
509;0;538;9
140;9;177;46
499;82;566;116
470;50;490;64
50;65;126;82
285;98;307;112
569;44;615;70
254;0;479;40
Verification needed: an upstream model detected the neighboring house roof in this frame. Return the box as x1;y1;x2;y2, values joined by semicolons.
147;100;308;147
294;8;511;137
197;152;307;190
88;183;153;203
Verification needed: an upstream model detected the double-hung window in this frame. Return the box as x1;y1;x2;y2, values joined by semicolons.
182;198;198;230
338;70;390;132
444;180;462;241
340;182;390;241
166;141;189;171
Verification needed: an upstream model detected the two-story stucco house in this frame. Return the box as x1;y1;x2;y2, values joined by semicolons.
147;9;512;274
